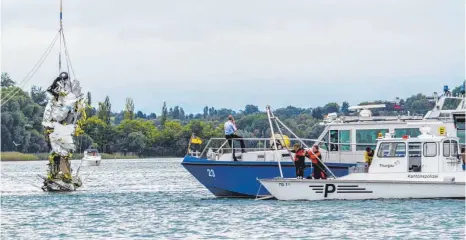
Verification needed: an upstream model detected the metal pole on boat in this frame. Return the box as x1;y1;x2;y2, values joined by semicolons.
187;133;193;155
274;117;337;179
266;105;284;178
269;108;295;163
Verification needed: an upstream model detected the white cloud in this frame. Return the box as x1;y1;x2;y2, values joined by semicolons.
2;0;464;113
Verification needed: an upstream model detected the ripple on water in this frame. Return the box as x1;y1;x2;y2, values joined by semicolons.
1;159;465;240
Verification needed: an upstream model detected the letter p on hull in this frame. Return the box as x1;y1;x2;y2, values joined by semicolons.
324;184;336;197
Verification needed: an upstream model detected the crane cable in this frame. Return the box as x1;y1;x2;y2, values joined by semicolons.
0;30;61;106
61;28;77;80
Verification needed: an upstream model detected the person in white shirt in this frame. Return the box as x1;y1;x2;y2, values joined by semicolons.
224;115;246;159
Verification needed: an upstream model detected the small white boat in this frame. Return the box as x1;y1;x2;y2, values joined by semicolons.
258;127;465;201
81;149;102;166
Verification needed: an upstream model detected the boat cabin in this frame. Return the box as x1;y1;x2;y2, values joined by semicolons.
316;121;457;164
368;127;464;174
84;149;100;156
316;88;465;164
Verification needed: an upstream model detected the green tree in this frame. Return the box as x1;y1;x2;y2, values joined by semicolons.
1;73;15;87
136;111;146;119
323;102;340;114
312;107;323;119
173;106;180;119
97;96;112;125
179;107;185;120
124;97;135;120
82;116;108;152
341;101;349;115
404;93;434;115
203;106;208;119
244;105;260;115
74;134;94;153
122;132;147;156
30;86;47;106
85;92;95;117
148;113;157;119
161;101;168;126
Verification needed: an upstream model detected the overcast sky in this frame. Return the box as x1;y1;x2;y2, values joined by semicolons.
2;0;464;114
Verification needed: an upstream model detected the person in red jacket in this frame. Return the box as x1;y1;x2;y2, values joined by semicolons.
307;145;327;179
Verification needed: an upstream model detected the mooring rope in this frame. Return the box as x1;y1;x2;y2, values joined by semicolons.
254;183;263;200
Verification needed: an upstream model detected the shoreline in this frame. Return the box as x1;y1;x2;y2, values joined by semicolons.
0;157;180;162
0;156;183;162
0;152;180;162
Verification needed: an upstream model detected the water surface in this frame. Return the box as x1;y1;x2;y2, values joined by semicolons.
1;159;464;239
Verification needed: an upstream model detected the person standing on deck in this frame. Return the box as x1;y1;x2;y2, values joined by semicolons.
291;143;306;179
224;115;246;161
306;145;326;179
461;147;465;170
364;147;374;167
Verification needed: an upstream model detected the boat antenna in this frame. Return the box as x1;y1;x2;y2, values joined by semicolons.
266;105;284;178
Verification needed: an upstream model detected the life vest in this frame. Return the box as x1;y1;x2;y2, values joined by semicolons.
294;148;305;161
307;150;321;164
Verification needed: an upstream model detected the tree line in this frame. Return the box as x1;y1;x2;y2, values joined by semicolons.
1;72;462;157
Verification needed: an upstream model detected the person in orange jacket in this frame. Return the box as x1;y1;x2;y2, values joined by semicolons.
306;145;327;179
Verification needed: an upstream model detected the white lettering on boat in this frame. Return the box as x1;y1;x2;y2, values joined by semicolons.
407;174;438;178
379;164;395;168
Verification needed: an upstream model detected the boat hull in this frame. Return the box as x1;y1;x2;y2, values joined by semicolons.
81;158;101;166
258;178;466;201
181;156;356;198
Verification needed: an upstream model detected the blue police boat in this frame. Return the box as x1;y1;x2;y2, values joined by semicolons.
181;148;354;197
181;106;356;198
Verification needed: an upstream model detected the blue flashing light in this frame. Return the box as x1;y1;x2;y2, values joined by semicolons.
444;85;449;92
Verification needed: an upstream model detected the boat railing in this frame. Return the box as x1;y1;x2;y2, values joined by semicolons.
189;137;382;162
194;137;319;160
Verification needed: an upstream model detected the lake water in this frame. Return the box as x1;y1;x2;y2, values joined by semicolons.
1;159;465;239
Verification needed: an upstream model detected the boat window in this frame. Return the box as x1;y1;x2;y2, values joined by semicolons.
356;129;388;151
408;142;422;157
456;121;465;144
451;140;458;156
423;142;437;157
339;130;351;151
395;143;406;157
457;130;465;144
408;142;422;172
394;128;421;138
330;130;339;151
443;140;450;157
319;131;329;150
377;142;406;158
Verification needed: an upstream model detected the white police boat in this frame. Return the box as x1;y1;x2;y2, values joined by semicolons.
258;127;465;200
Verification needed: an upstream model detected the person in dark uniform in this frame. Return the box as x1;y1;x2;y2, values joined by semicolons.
291;143;306;179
